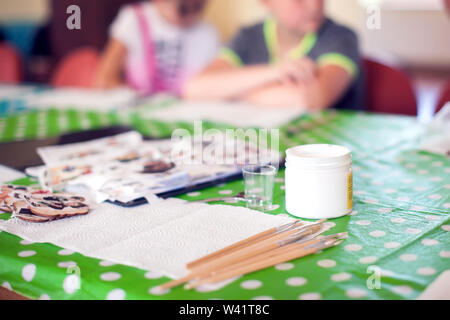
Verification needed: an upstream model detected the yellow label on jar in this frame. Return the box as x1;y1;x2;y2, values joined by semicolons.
347;171;353;210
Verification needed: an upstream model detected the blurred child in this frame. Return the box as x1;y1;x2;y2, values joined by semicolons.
95;0;219;96
184;0;363;110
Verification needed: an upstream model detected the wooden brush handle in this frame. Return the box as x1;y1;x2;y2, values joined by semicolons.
188;228;300;273
189;246;318;289
186;220;302;270
186;227;277;270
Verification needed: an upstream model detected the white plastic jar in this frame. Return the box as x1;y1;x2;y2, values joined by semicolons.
285;144;353;219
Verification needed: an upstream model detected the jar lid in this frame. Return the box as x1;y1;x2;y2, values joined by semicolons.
286;144;351;167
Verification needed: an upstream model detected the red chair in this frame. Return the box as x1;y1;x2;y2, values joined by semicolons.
0;43;22;83
363;58;418;116
51;47;99;88
436;81;450;114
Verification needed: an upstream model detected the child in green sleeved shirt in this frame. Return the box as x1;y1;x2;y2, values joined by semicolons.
184;0;363;111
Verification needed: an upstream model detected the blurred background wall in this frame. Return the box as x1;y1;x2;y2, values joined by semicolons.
0;0;449;76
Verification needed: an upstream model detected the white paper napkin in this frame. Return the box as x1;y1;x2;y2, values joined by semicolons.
0;199;293;279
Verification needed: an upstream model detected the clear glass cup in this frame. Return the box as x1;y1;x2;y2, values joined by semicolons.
242;164;277;211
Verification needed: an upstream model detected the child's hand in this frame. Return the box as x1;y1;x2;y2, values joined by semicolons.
276;58;317;85
93;74;123;90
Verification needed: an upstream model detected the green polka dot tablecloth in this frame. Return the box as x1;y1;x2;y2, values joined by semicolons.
0;107;449;300
0;98;231;143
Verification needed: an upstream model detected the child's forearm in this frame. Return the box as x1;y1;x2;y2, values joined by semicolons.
242;65;353;110
183;62;281;101
94;39;127;89
242;83;306;108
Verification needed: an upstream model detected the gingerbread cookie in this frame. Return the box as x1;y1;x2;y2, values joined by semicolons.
29;193;85;203
116;152;140;163
2;189;30;211
29;199;89;219
142;161;175;174
0;185;89;222
0;185;23;212
13;200;52;223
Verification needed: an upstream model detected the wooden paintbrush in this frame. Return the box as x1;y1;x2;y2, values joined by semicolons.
185;233;347;289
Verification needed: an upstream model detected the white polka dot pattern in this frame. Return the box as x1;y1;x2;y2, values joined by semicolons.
317;260;336;268
240;280;262;290
106;289;126;300
299;292;321;300
275;263;294;271
369;230;386;238
286;277;307;287
400;254;418;262
149;286;170;295
384;242;401;249
22;264;36;282
346;288;367;299
391;285;413;295
63;274;80;294
345;244;362;252
359;256;378;264
421;239;439;246
100;272;121;281
417;267;436;276
18;250;36;257
331;273;352;282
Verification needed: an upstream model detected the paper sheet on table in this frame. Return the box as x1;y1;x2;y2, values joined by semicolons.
0;85;36;99
0;165;25;182
37;131;144;166
137;100;306;128
417;270;450;300
0;199;294;281
24;87;137;111
419;103;450;156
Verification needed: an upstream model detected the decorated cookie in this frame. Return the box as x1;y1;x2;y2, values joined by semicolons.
0;185;89;222
0;185;27;212
116;152;140;163
29;192;85;203
13;200;53;223
29;199;89;219
142;161;175;174
16;211;53;223
3;190;30;209
0;202;12;213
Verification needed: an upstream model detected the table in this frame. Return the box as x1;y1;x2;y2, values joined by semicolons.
0;96;449;300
